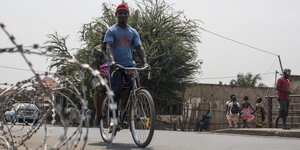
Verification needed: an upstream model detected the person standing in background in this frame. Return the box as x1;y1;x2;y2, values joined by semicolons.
274;69;292;129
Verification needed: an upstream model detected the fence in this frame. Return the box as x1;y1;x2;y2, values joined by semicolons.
157;103;229;131
266;95;300;128
157;95;300;131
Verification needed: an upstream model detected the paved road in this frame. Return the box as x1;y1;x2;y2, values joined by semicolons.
2;126;300;150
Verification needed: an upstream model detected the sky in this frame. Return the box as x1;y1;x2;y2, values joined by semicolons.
1;0;300;87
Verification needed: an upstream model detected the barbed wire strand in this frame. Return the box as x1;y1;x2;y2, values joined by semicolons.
0;22;116;149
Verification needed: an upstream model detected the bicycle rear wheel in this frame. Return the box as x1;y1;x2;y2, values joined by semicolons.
130;89;156;148
99;96;117;143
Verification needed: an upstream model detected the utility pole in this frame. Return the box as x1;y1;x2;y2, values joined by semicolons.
277;55;284;74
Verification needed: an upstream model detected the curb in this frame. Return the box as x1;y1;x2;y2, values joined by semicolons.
212;128;300;138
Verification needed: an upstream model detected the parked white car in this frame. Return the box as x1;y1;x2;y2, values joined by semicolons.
4;103;39;124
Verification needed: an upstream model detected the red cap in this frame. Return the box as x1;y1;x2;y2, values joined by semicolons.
115;3;129;15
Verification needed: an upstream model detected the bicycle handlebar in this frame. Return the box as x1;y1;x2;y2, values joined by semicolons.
114;64;151;71
112;64;152;79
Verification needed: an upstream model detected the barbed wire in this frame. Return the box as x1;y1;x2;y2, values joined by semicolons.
0;22;116;150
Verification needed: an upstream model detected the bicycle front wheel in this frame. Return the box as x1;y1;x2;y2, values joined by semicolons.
99;96;117;143
130;89;156;148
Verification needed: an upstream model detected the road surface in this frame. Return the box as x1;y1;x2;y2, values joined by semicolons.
1;126;300;150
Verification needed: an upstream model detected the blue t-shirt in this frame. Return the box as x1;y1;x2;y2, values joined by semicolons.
104;24;142;67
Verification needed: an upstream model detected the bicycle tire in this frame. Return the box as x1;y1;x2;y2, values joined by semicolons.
130;89;156;148
99;96;117;143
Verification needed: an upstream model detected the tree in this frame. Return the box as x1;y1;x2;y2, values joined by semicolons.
229;73;267;87
46;0;202;114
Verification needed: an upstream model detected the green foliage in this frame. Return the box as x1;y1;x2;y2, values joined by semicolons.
46;0;202;113
229;73;267;87
45;32;72;71
131;0;201;112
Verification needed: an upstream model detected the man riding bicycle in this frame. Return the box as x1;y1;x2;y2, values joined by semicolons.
103;2;149;129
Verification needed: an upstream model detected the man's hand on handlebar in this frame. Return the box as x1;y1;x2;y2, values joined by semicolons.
110;61;117;71
144;63;150;68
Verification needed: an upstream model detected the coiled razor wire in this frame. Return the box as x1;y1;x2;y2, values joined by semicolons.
0;23;117;150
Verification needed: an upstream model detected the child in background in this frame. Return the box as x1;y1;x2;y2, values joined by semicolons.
226;95;240;128
240;96;255;128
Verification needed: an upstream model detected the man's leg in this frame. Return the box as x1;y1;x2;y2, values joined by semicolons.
275;99;285;128
110;70;123;117
283;99;290;129
286;99;290;120
122;71;134;108
109;70;124;132
282;100;287;128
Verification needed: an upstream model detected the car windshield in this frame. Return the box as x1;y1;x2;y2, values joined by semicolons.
17;104;38;111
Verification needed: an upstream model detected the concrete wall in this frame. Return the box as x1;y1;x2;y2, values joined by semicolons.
290;75;300;92
183;83;276;130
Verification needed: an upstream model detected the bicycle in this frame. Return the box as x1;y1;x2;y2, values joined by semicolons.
99;64;156;148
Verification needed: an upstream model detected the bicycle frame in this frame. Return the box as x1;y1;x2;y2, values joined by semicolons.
101;64;155;148
110;64;149;125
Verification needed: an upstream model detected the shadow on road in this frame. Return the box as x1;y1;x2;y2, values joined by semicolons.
89;142;154;150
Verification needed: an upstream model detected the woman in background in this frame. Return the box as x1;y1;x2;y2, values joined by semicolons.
255;97;266;128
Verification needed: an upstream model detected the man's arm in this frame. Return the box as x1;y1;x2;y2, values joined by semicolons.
276;86;291;94
106;42;115;64
135;45;148;66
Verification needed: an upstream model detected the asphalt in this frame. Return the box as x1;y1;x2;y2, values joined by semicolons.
2;126;300;150
212;128;300;138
